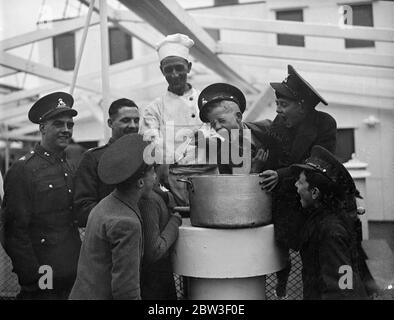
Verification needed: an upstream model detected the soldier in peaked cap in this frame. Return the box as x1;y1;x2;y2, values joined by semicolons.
28;91;77;124
2;92;81;299
258;65;337;299
139;33;220;206
69;134;157;300
198;82;283;174
291;146;368;300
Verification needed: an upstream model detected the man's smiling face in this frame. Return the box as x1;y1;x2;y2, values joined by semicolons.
160;56;191;95
40;115;74;152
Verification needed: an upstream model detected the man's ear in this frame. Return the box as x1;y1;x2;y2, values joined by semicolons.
137;177;145;189
107;118;113;129
311;187;320;200
39;123;46;134
187;61;192;73
235;111;243;123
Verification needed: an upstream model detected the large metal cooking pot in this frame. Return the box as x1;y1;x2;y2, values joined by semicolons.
178;174;271;228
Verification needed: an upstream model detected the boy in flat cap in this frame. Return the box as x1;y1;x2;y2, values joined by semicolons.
198;82;283;174
259;65;337;298
73;98;140;227
69;134;156;300
139;33;220;206
2;92;81;299
291;146;368;299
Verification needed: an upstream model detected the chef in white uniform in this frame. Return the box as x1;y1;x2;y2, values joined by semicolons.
139;33;220;206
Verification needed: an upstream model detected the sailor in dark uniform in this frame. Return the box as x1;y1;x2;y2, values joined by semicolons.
2;92;81;299
291;146;368;299
260;65;337;298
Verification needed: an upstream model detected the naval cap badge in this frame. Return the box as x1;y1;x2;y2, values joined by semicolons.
57;98;67;108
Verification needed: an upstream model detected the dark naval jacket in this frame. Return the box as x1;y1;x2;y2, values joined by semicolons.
269;109;337;250
299;206;368;300
73;140;115;227
2;144;81;289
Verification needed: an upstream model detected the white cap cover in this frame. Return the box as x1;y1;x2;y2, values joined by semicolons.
156;33;194;61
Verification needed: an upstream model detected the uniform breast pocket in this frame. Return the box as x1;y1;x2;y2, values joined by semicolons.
34;177;70;214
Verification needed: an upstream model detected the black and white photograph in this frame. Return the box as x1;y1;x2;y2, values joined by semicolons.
0;0;393;310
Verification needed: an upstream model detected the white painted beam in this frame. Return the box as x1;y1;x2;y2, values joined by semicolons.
0;96;97;123
82;53;158;79
321;90;394;110
4;123;40;137
0;66;18;77
79;95;104;124
116;0;258;94
0;54;157;106
235;63;394;99
218;42;394;69
0;15;101;51
0;105;31;122
0;52;104;94
220;55;394;79
84;0;251;88
2;110;92;138
70;0;97;96
0;52;131;102
192;14;394;43
98;0;111;143
2;114;29;126
243;86;275;123
78;0;162;48
0;83;66;106
0;4;157;58
110;10;394;43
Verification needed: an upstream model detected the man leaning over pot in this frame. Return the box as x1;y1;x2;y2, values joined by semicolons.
260;65;337;299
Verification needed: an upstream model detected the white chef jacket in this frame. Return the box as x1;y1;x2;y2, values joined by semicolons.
140;87;220;165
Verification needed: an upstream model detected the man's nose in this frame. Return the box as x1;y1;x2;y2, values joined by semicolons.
62;124;71;132
276;105;283;114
